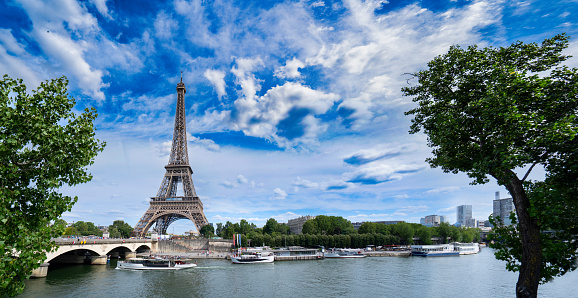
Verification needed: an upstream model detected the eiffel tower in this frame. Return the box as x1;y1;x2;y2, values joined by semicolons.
133;74;208;237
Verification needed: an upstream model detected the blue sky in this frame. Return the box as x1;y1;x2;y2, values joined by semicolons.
2;0;577;234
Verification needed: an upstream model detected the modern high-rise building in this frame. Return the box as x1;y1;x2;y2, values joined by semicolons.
493;191;515;226
457;205;473;227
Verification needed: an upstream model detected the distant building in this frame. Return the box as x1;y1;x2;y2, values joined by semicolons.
288;215;316;234
440;216;448;224
420;215;444;227
466;218;477;228
457;205;473;227
493;191;515;226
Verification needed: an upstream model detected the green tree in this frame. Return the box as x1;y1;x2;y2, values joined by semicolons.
416;227;433;245
200;224;215;238
435;222;451;244
358;222;377;234
0;75;104;296
301;219;318;235
394;223;415;245
109;220;133;238
215;222;223;236
263;218;278;235
63;227;77;236
402;34;578;297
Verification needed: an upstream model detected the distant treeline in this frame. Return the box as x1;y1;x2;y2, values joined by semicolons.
205;215;481;248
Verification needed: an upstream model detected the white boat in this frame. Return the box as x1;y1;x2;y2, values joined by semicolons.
231;252;274;264
116;258;197;270
324;249;366;258
452;242;480;255
410;244;459;257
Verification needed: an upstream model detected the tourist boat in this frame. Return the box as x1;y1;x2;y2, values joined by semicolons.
324;249;366;258
452;242;480;255
116;258;197;270
230;252;274;264
410;244;459;257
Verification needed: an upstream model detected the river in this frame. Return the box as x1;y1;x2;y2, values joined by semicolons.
20;248;576;297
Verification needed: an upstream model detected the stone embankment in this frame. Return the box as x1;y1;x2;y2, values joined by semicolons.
365;251;411;257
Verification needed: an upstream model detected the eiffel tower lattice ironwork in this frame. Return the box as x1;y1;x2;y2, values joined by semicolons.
133;75;208;237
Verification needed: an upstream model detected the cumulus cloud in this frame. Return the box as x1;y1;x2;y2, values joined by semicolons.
237;175;249;184
188;134;220;152
275;57;305;79
272;187;288;199
204;69;227;99
231;80;339;147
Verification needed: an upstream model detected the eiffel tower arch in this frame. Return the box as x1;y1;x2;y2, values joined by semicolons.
133;75;208;237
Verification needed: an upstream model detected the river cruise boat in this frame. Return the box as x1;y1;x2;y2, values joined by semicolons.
231;252;274;264
452;242;480;255
324;249;366;258
116;258;197;270
410;244;459;257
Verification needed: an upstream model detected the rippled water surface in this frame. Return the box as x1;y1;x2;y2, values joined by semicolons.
21;249;576;297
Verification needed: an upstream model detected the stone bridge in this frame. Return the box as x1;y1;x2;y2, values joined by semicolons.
32;238;157;277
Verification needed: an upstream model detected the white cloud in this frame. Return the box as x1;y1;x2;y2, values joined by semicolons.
292;177;320;190
204;69;227;99
426;186;461;194
154;10;178;39
237;175;249;184
89;0;112;19
344;161;427;185
275;57;305;79
395;205;429;214
272;187;288;199
231;81;339;146
188;134;221;152
155;141;172;157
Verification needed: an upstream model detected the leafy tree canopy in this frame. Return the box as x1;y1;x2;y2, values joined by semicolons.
403;34;577;297
0;75;105;296
199;224;215;237
108;220;133;239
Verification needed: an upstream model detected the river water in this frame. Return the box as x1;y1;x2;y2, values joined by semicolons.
21;248;576;297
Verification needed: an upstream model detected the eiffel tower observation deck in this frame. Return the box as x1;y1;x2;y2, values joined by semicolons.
133;74;208;237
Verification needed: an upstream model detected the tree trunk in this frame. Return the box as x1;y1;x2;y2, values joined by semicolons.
502;171;542;298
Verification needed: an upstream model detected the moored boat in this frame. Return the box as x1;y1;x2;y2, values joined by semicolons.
324;249;366;258
410;244;459;257
231;252;274;264
452;242;480;255
116;258;197;270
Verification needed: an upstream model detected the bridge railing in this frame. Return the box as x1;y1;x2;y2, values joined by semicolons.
52;238;154;245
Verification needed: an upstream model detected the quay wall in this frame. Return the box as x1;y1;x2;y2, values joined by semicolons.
157;239;233;253
365;251;411;257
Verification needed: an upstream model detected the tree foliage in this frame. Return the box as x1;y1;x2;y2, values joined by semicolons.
403;34;578;297
0;75;105;296
199;224;215;238
108;220;133;239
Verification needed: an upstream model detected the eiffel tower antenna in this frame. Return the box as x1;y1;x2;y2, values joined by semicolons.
133;75;208;237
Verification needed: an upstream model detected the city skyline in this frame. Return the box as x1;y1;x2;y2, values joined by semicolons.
1;0;576;233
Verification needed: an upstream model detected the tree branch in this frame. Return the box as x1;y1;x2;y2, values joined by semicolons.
522;162;538;182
